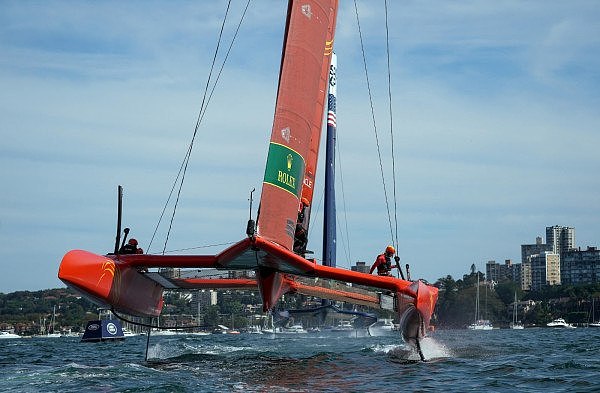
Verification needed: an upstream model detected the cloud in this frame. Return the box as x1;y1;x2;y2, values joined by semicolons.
1;1;599;291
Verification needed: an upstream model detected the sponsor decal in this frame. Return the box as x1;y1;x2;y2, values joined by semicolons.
97;259;115;288
301;4;312;19
263;143;305;197
281;127;290;143
88;323;100;331
106;323;118;335
325;40;334;56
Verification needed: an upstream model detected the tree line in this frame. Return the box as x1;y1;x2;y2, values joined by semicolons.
433;271;600;328
2;273;599;334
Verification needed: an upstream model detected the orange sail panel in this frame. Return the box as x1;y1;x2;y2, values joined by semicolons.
258;0;338;250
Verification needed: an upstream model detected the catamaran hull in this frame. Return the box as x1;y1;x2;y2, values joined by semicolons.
58;237;437;340
59;250;164;317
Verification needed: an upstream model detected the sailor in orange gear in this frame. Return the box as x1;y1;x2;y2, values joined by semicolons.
369;245;397;276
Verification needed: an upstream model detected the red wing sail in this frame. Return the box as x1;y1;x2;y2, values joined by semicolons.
258;0;338;250
300;2;338;236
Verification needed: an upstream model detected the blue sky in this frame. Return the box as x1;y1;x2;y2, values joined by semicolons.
1;1;599;293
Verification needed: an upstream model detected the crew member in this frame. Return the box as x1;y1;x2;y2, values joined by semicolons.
293;197;310;254
369;245;397;276
119;238;143;254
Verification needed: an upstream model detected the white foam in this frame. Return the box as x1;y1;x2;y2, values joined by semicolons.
419;336;453;360
370;337;452;362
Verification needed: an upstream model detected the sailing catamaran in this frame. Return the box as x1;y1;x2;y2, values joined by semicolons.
58;0;437;356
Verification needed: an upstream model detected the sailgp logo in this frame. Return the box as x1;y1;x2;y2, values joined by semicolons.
281;127;290;143
301;4;312;19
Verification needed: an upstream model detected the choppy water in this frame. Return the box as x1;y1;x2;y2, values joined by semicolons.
2;328;599;392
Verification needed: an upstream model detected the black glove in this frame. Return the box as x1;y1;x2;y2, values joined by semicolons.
394;256;400;263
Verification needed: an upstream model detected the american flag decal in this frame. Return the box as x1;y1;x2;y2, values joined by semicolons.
327;93;336;128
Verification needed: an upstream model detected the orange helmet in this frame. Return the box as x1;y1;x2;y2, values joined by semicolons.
385;245;395;255
301;197;310;206
128;238;138;246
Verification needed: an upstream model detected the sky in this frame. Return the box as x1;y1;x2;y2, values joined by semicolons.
1;1;599;293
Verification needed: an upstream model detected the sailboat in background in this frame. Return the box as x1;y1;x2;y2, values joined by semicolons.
509;292;524;329
589;298;600;328
57;0;438;356
468;275;493;330
40;305;62;338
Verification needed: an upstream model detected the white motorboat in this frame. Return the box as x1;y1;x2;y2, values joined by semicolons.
367;318;396;336
546;318;575;328
246;326;263;334
281;324;307;334
331;320;354;332
0;331;21;339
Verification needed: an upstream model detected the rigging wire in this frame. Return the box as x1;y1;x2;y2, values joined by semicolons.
161;0;232;255
146;0;252;253
384;0;400;251
353;0;395;244
335;135;352;264
160;241;237;254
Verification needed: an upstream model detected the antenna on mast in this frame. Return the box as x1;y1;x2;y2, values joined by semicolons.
246;188;256;238
114;185;123;254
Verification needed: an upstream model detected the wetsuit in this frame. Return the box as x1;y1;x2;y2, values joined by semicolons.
370;253;393;276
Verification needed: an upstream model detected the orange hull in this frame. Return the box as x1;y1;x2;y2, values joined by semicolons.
58;235;437;338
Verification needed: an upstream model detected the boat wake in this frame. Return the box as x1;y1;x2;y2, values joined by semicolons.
418;336;452;361
372;336;452;363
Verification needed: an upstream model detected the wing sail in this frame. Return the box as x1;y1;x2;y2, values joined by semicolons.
257;0;338;250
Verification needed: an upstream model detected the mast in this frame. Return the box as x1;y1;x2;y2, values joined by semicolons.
323;52;337;267
475;275;480;321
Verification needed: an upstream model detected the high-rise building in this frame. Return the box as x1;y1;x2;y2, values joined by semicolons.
529;252;560;290
486;260;519;283
521;262;532;290
521;236;552;263
560;246;600;286
546;225;575;256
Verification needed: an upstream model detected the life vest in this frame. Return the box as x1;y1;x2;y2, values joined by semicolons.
376;254;392;275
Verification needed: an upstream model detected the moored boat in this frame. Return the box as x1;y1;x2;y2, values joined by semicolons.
0;331;22;339
367;318;396;336
331;320;354;332
468;275;493;330
510;292;524;329
468;320;494;330
281;324;308;334
546;318;575;328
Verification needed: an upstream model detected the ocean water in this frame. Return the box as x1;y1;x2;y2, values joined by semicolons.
1;328;599;392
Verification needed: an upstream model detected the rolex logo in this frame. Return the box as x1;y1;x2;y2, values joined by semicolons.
287;154;293;171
